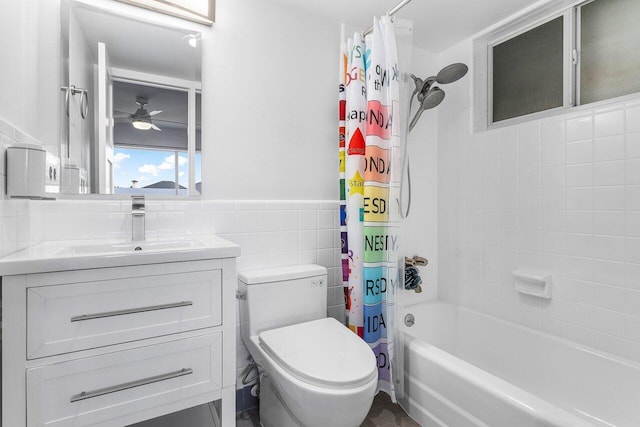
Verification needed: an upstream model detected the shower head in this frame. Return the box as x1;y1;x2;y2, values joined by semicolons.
436;63;468;84
408;62;468;132
409;87;445;132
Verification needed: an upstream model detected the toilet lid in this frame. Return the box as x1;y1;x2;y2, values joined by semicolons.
258;318;377;388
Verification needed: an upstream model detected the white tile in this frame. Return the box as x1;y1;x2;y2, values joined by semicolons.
594;186;625;211
519;209;540;231
518;167;539;189
627;263;640;290
627;159;640;184
266;200;295;210
518;122;540;151
540;144;565;166
565;233;593;258
566;188;592;210
593;259;626;288
258;211;279;232
212;211;236;234
566;140;593;165
317;210;335;229
594;161;625;186
236;211;259;233
540;210;565;232
593;283;627;312
566;115;593;142
566;256;594;282
565;301;593;328
628;186;640;210
200;200;235;211
594;235;625;262
627;105;640;133
594;211;625;236
540;166;565;188
594;135;625;162
594;308;626;337
519;189;539;210
278;231;299;252
625;289;640;316
299;230;317;250
298;249;317;264
565;211;593;234
540;231;565;254
278;210;299;231
627;212;640;237
594;109;624;137
627;132;640;159
518;230;540;251
257;231;279;254
317;229;335;249
298;211;316;230
235;200;266;210
627;238;640;264
566;164;593;187
540;189;565;210
540;119;565;145
627;315;640;342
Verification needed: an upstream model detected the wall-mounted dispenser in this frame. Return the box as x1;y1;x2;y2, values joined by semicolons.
7;143;46;199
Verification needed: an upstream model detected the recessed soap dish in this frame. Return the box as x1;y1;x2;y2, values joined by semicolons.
512;270;552;299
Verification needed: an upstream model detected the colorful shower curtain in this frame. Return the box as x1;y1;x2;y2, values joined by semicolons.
341;16;401;401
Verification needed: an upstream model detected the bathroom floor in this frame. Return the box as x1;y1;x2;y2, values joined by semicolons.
235;392;420;426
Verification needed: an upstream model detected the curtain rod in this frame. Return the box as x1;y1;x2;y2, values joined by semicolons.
361;0;413;36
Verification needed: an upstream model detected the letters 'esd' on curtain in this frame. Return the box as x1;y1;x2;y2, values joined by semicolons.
344;16;401;400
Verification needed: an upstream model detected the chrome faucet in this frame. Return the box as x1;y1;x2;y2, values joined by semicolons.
131;195;145;242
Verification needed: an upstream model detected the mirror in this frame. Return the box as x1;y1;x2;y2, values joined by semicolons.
60;0;202;196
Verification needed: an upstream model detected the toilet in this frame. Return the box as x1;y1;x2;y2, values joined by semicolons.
238;264;377;427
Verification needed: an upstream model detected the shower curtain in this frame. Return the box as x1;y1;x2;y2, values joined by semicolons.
340;16;402;401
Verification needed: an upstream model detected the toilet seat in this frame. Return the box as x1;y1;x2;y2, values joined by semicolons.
258;317;377;389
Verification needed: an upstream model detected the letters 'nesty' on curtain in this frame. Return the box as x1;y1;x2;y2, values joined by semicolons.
342;16;401;401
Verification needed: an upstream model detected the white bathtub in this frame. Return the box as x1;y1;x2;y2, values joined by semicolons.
399;301;640;427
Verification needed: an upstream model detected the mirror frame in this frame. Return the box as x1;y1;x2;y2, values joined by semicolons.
56;0;204;199
114;0;215;26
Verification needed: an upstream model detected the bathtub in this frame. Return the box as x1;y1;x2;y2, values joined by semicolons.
399;301;640;427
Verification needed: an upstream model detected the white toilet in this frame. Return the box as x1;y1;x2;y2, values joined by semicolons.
238;264;378;427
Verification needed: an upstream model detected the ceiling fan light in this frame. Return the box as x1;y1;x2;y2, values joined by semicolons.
132;119;152;130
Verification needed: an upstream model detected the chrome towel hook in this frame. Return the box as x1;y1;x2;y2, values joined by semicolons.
61;85;89;119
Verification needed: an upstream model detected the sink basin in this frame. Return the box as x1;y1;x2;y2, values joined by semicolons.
0;236;240;276
55;240;206;256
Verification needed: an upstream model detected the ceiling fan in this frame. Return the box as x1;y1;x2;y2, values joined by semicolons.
115;96;163;131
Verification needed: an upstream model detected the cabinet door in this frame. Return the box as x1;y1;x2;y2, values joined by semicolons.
27;269;221;359
26;333;222;427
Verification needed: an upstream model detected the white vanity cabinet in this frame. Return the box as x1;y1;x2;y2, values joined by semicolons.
1;240;239;427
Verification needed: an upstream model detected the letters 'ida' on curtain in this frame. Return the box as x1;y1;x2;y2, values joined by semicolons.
341;16;401;400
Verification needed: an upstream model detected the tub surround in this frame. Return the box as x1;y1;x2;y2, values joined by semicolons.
402;301;640;426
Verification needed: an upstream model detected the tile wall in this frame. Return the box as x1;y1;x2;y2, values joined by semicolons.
439;97;640;363
1;117;343;393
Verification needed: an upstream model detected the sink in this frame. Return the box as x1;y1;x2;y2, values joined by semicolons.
55;240;206;256
0;236;240;276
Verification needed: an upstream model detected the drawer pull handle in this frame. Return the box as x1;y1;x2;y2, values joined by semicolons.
70;368;193;402
70;301;193;322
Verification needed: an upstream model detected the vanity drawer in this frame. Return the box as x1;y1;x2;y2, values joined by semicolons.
26;332;222;427
27;269;221;359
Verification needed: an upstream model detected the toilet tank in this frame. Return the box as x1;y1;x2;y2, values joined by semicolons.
238;265;328;339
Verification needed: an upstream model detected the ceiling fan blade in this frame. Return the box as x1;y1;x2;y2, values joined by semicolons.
149;110;163;116
113;111;132;118
114;117;131;123
151;123;162;131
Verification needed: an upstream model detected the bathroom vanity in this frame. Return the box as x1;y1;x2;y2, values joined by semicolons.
0;237;239;427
